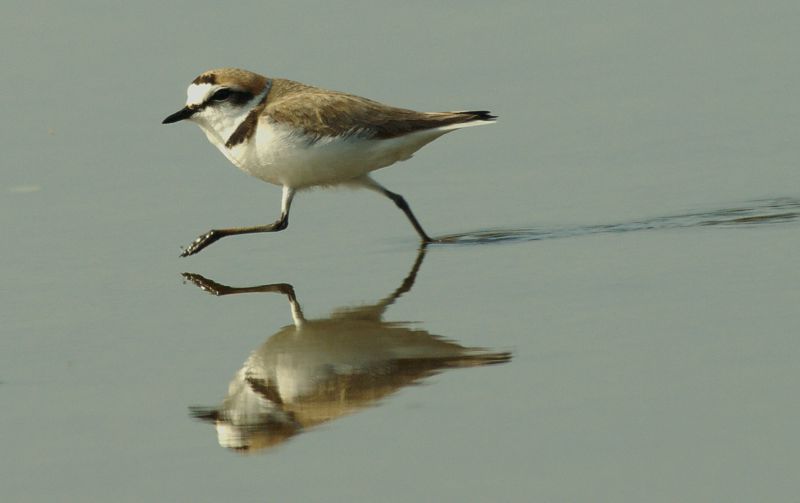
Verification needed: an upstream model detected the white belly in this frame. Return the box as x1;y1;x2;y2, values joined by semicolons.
224;122;452;189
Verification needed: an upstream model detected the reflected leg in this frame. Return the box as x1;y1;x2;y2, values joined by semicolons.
181;274;305;324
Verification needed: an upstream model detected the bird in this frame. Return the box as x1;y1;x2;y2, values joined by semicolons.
162;68;496;256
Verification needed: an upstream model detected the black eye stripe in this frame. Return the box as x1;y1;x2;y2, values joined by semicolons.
204;89;255;107
229;90;255;105
211;88;232;101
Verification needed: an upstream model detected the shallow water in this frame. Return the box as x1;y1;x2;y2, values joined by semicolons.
438;197;800;244
2;1;800;502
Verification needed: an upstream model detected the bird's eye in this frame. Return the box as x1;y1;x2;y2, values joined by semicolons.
211;88;232;101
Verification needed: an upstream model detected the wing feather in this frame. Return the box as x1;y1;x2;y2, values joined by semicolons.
265;92;493;140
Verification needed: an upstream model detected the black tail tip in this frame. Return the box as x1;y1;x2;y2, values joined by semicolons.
462;110;497;121
189;406;220;422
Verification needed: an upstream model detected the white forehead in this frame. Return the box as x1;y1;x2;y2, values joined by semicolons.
186;83;215;107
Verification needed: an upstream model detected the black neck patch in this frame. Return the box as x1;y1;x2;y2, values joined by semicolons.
225;79;274;149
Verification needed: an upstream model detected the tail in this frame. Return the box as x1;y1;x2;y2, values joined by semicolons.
440;350;512;368
430;110;497;132
455;110;497;122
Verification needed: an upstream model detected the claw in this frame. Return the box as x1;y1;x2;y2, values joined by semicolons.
180;230;221;257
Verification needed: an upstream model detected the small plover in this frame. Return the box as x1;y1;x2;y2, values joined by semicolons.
163;68;496;256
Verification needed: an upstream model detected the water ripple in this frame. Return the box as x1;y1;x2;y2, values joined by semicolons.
434;197;800;245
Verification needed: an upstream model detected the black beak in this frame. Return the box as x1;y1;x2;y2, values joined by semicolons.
162;106;196;124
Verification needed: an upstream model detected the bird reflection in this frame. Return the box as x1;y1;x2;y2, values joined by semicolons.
183;248;510;453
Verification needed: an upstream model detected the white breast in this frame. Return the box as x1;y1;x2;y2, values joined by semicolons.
226;121;455;189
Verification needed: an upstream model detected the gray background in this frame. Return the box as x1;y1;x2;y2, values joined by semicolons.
2;1;799;501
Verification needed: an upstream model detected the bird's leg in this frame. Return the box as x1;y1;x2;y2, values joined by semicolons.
180;220;287;257
357;177;434;243
180;186;296;257
382;188;433;243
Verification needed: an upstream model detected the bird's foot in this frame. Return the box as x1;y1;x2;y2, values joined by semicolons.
180;229;223;257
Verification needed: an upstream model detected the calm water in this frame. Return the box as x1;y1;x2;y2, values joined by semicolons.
2;1;799;501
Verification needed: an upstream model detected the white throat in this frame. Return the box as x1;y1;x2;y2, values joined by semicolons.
193;87;268;158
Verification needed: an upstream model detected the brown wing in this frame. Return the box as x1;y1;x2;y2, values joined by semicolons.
265;91;492;140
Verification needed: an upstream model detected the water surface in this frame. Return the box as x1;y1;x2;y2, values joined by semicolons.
2;1;799;501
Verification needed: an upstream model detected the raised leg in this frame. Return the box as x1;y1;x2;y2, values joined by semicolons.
180;186;296;257
356;176;433;243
